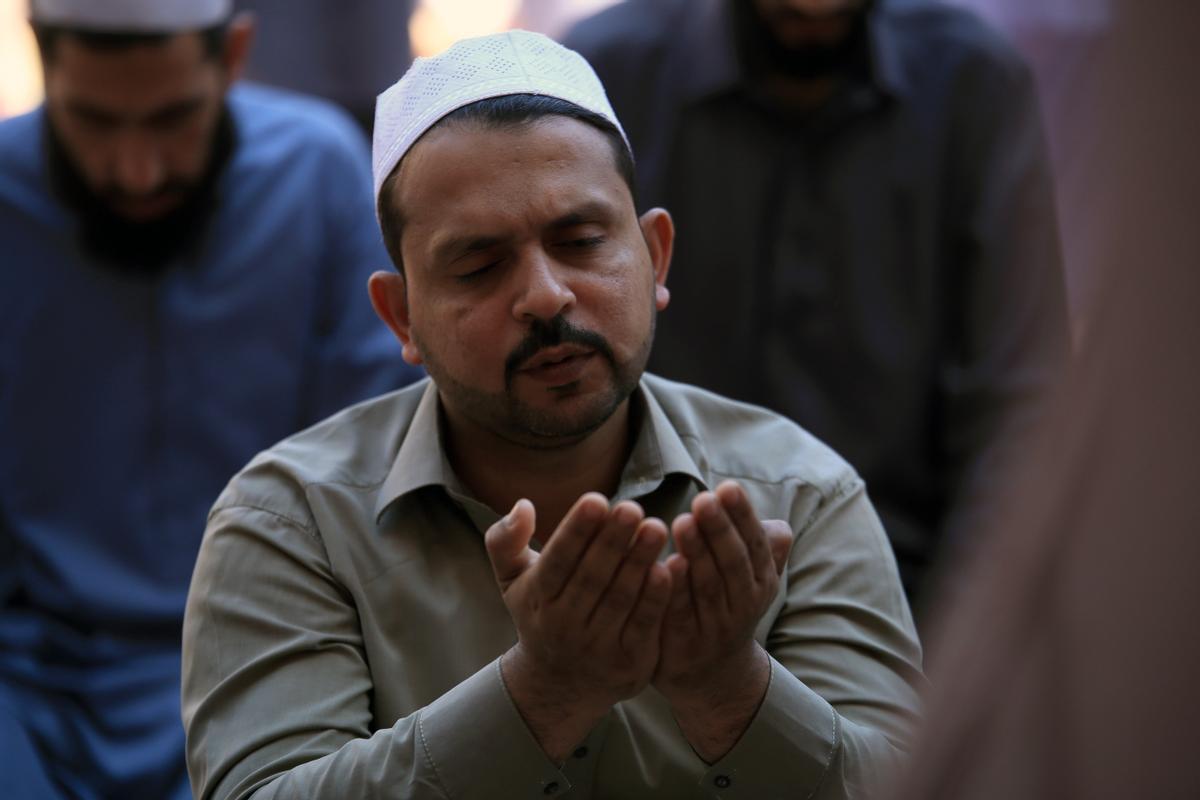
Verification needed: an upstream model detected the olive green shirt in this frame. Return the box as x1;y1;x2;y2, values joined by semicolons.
182;375;924;800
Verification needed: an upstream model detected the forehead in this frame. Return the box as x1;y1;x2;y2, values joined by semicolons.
45;33;214;111
392;116;632;245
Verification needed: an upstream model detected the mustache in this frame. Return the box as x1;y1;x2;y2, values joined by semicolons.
98;183;192;205
504;315;616;385
767;6;861;24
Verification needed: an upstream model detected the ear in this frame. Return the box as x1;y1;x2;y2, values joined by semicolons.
638;207;674;311
220;12;255;86
368;270;424;366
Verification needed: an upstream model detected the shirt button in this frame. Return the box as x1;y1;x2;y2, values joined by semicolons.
714;774;732;789
543;781;560;795
573;746;589;759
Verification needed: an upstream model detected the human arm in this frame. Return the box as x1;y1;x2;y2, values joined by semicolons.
182;502;583;800
485;494;672;763
657;477;926;799
653;481;793;762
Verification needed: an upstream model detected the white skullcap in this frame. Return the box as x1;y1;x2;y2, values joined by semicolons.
30;0;231;32
372;29;629;209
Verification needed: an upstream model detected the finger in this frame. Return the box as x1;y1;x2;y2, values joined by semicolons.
620;561;672;653
661;552;694;628
591;518;667;634
762;520;794;577
558;500;644;620
692;491;754;605
714;481;773;585
672;511;726;627
484;499;537;590
534;493;609;599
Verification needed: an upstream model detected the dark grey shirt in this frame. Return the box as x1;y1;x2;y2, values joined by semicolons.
565;0;1069;610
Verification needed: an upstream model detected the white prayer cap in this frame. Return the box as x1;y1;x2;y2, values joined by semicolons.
372;29;629;209
29;0;232;32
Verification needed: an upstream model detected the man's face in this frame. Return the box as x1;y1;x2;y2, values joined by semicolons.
377;116;672;448
42;32;228;222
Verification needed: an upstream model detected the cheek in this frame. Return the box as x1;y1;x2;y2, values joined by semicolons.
167;120;218;178
414;297;514;370
582;269;655;343
51;119;110;183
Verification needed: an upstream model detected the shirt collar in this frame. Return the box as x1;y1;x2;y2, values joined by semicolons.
373;379;707;522
679;0;909;104
373;380;462;521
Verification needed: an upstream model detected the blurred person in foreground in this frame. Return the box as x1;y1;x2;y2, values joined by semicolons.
565;0;1070;618
889;1;1200;798
0;0;420;796
181;30;924;800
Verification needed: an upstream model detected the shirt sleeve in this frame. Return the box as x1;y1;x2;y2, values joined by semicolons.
297;117;424;428
695;477;926;799
182;505;570;800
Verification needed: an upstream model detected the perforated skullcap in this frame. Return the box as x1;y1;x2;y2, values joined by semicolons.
30;0;231;32
372;29;629;210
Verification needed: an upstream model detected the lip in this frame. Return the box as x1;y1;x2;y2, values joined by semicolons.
519;344;595;372
111;194;183;222
517;345;597;386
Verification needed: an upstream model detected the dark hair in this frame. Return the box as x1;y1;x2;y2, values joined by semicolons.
377;93;637;275
33;20;230;62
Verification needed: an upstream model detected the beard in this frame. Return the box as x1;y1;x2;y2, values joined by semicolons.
731;0;873;82
420;312;655;449
44;107;237;277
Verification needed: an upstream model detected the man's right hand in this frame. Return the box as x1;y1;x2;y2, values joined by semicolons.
485;493;672;763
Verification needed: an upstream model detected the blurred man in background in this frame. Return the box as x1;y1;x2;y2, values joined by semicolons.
566;0;1069;619
0;0;419;796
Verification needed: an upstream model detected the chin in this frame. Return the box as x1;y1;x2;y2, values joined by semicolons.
499;385;625;445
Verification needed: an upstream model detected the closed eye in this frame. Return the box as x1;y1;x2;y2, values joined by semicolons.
456;261;501;282
562;236;606;249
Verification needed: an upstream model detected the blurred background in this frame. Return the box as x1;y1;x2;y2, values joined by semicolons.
0;0;1111;326
0;0;621;117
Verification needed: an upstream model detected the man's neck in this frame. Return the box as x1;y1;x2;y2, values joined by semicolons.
443;401;635;544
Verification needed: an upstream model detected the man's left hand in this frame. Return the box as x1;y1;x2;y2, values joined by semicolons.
654;480;793;762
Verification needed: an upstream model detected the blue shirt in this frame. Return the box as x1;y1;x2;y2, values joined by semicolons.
0;83;420;798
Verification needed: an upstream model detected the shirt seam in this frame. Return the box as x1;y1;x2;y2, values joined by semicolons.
417;710;453;800
209;502;320;540
804;704;841;800
705;467;859;501
302;476;390;492
796;476;862;533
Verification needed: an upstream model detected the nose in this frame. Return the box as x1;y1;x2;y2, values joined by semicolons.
112;132;166;196
511;249;576;323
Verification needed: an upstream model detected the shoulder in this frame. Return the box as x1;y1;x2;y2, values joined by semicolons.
563;0;683;64
209;380;430;532
642;374;859;497
0;109;70;242
0;109;48;204
0;107;40;160
882;1;1033;89
227;82;371;172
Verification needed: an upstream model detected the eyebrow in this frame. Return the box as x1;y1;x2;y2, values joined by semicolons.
431;200;618;267
65;95;207;127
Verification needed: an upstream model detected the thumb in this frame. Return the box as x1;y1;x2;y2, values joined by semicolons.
485;499;537;590
761;519;794;576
